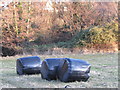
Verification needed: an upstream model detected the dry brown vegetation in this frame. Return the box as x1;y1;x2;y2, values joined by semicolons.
0;2;119;56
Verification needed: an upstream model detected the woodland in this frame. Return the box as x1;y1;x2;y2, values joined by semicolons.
1;2;119;56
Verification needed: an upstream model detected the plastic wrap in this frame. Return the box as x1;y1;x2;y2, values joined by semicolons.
58;58;91;82
40;58;64;80
16;56;41;75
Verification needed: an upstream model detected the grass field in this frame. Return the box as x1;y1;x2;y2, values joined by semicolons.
0;53;118;88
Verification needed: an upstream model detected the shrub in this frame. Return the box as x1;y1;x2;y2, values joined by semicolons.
70;21;118;47
89;26;117;44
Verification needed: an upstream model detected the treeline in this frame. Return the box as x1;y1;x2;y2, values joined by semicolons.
1;2;119;56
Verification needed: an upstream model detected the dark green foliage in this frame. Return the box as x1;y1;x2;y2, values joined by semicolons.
57;21;118;48
21;21;118;55
71;30;90;47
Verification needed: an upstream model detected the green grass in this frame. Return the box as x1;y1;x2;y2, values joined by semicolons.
0;53;118;88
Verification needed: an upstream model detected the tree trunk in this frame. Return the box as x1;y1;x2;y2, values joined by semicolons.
13;2;18;37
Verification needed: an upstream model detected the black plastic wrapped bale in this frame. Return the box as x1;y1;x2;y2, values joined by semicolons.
16;56;41;75
40;58;64;80
58;58;91;82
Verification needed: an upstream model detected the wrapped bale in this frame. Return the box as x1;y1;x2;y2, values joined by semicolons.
58;58;91;82
40;58;64;80
16;56;41;75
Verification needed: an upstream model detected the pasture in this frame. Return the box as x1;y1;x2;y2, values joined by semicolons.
0;53;118;88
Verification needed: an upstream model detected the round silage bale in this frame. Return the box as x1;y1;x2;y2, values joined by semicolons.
16;56;41;75
40;58;64;80
58;58;91;82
